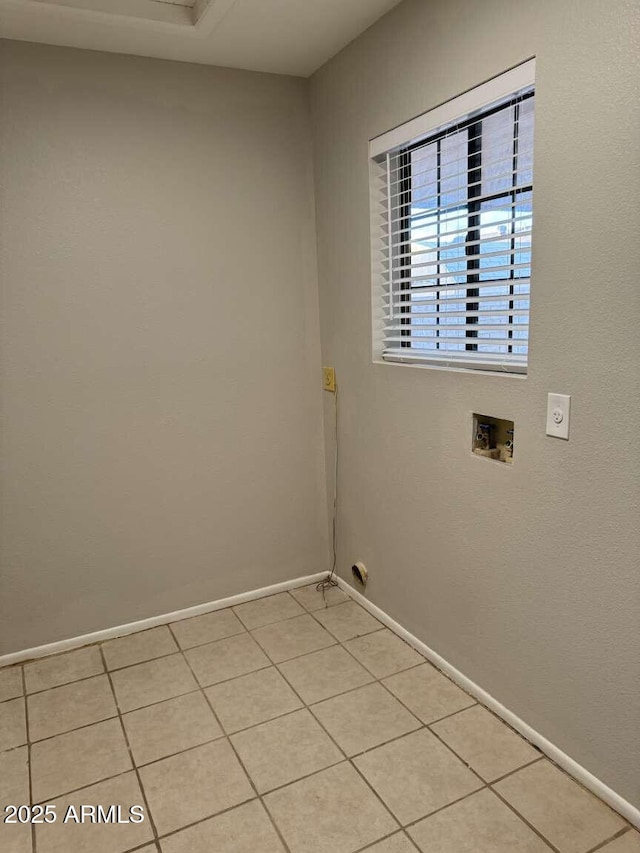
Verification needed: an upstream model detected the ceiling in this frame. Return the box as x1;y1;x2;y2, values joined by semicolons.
0;0;403;77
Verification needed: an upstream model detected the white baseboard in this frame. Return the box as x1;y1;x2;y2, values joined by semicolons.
3;568;637;829
0;572;327;668
334;575;640;830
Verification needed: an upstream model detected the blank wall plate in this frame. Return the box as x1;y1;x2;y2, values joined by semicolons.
546;393;571;440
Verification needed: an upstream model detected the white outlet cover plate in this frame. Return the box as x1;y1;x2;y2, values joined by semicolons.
546;393;571;440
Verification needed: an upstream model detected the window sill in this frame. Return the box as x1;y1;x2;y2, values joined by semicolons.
373;357;528;379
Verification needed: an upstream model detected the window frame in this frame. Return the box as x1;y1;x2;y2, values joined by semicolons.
370;59;536;376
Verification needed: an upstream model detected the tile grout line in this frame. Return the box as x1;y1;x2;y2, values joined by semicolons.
487;754;544;786
243;592;382;668
410;698;479;727
98;646;161;849
163;621;296;853
1;691;27;706
24;669;109;698
31;769;143;809
121;841;161;853
585;827;634;853
400;785;495;831
353;828;420;853
307;708;424;763
27;710;121;747
231;589;330;632
20;666;37;853
169;627;246;655
423;719;493;784
275;661;376;706
146;797;256;845
208;699;304;740
336;628;425;682
307;603;383;643
246;617;338;664
489;785;564;853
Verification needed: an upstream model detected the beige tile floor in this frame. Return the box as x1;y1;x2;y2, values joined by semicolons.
0;586;638;853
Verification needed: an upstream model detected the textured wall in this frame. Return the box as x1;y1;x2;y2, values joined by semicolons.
310;0;640;807
0;40;328;654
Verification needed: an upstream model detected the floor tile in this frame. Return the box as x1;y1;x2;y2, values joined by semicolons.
363;834;419;852
185;633;270;686
0;819;32;853
28;674;116;741
430;705;539;781
0;745;29;803
599;832;640;853
252;614;336;663
279;644;374;705
111;653;197;712
122;691;222;766
161;799;286;853
205;666;301;734
35;771;153;853
0;667;23;702
344;630;423;679
311;682;421;756
383;663;475;724
354;728;482;825
408;788;552;852
102;626;178;670
24;647;104;694
264;762;398;853
139;739;254;836
171;608;245;649
313;601;381;642
0;698;26;751
230;708;343;793
494;760;627;853
290;583;349;612
31;718;131;802
233;592;304;630
0;751;30;853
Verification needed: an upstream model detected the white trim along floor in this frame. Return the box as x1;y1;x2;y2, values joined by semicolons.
0;571;638;853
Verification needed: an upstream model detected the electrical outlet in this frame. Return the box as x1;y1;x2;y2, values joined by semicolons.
546;393;571;440
322;367;336;393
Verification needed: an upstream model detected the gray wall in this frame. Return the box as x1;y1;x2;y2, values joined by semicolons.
310;0;640;807
0;40;328;654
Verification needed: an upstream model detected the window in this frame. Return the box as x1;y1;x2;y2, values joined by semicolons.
370;60;535;374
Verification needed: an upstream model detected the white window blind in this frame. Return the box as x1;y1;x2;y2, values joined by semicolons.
370;61;535;374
